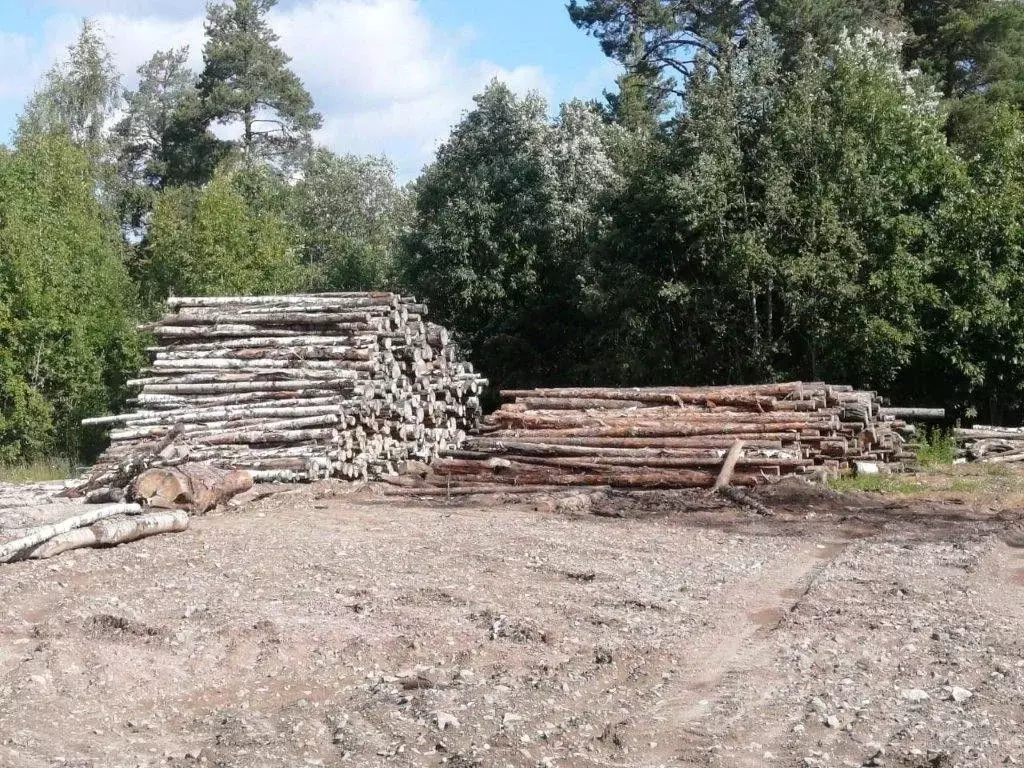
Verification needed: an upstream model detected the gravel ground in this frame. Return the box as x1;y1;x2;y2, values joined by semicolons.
1;479;1022;768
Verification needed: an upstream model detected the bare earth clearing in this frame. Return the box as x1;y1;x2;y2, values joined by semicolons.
2;475;1023;768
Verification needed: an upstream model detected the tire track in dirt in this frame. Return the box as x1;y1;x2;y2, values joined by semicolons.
623;534;863;767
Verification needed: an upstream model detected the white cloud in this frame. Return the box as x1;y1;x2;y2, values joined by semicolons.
1;0;556;179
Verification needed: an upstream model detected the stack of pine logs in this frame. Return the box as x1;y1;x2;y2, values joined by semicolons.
83;293;486;484
428;383;927;490
955;426;1024;463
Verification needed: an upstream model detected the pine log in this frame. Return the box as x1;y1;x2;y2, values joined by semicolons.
470;435;791;449
489;455;806;471
488;423;815;439
429;465;759;489
489;410;829;429
501;383;838;401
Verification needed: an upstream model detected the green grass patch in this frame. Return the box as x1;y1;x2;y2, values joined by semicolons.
947;478;983;493
912;428;958;467
980;462;1013;477
0;458;75;484
828;474;924;495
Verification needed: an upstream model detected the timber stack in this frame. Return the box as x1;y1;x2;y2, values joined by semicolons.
83;293;486;484
429;383;927;490
955;426;1024;463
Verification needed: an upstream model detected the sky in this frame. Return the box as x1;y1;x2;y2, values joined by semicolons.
0;0;620;179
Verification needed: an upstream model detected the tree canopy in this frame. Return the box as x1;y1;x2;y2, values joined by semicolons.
198;0;322;167
6;0;1024;466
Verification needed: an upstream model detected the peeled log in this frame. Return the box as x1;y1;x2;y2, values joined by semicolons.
713;440;746;491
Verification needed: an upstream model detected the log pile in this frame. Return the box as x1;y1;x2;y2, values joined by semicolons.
1;466;257;564
82;293;486;485
955;426;1024;463
425;383;925;490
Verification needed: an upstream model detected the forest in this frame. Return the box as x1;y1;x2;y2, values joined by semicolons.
1;0;1024;465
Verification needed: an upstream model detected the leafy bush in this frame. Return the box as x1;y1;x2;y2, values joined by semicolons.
914;429;958;467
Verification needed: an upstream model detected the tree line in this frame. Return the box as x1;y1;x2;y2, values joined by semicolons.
1;0;1023;464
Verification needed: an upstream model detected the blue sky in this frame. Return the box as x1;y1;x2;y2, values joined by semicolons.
0;0;618;178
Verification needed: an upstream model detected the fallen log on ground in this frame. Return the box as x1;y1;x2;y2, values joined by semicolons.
26;510;189;560
0;503;142;563
132;465;254;513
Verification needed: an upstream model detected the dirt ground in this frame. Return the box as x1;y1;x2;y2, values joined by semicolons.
2;475;1024;768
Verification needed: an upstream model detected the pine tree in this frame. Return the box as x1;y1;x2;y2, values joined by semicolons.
198;0;322;167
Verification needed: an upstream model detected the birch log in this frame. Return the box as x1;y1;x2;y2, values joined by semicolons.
0;503;142;563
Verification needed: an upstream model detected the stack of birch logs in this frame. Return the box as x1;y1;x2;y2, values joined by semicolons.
83;293;486;485
429;383;926;490
955;426;1024;463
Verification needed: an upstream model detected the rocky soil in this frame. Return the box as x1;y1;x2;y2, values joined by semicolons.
1;479;1023;767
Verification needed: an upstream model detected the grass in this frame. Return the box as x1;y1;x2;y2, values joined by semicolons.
913;428;958;467
0;458;75;484
828;474;926;495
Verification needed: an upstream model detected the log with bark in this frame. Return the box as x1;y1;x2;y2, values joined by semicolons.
429;384;933;491
79;293;486;492
0;503;142;563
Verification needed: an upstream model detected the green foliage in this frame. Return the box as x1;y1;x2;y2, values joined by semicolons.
16;20;120;152
113;48;230;230
581;27;959;388
0;458;75;484
914;429;958;466
144;161;303;299
0;135;142;462
403;84;626;387
199;0;322;167
905;0;1024;107
828;474;926;494
294;148;410;291
403;82;555;385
